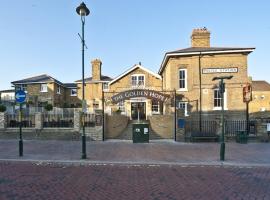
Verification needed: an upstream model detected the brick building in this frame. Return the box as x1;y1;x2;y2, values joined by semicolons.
159;28;255;118
250;81;270;113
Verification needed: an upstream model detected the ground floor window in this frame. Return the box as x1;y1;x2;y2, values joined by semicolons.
151;100;160;114
178;102;188;116
214;89;222;108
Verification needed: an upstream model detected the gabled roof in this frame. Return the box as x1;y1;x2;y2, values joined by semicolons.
159;47;255;74
252;81;270;91
109;64;162;85
0;89;15;93
11;74;63;86
75;75;113;83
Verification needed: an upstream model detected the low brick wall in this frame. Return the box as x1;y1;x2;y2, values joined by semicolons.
148;115;174;139
105;115;129;139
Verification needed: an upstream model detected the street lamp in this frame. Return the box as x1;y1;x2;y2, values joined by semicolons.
212;75;233;161
76;2;90;159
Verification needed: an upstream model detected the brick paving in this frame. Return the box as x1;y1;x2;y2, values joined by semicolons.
0;140;270;166
0;161;270;200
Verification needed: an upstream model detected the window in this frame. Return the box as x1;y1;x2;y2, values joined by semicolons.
178;102;188;116
57;85;61;94
103;83;109;91
117;101;125;113
16;84;27;92
40;84;48;92
152;100;160;114
131;75;145;87
179;69;187;90
93;101;99;109
214;89;222;108
70;88;77;96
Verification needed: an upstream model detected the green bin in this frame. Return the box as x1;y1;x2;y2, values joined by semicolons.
132;123;149;143
236;131;248;144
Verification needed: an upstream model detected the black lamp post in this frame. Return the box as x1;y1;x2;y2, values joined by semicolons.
212;75;233;161
76;2;90;159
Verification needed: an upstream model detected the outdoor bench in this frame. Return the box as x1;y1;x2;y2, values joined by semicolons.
188;131;219;142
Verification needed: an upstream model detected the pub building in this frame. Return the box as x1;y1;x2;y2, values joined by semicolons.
83;28;255;121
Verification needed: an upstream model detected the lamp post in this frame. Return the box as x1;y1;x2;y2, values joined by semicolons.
76;2;90;159
212;75;233;161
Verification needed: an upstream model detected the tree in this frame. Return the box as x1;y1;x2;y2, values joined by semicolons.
0;104;6;112
44;104;53;112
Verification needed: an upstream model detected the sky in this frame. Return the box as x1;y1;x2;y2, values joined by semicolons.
0;0;269;90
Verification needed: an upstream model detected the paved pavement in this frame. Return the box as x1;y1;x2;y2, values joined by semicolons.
1;161;270;200
0;139;270;166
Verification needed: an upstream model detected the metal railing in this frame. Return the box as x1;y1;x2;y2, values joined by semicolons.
6;114;35;128
43;114;74;128
185;120;217;135
84;113;96;127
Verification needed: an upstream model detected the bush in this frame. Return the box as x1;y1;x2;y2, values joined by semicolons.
44;104;53;111
0;104;6;112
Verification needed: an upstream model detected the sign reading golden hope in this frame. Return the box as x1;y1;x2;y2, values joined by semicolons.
111;89;170;104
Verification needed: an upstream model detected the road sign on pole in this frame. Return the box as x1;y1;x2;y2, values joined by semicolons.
15;90;26;104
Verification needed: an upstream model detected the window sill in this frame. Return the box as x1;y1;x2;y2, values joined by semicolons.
213;107;228;111
177;89;188;92
70;95;77;97
40;91;48;93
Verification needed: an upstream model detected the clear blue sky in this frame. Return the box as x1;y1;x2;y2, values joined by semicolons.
0;0;269;90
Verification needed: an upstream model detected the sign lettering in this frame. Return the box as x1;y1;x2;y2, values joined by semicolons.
202;67;238;74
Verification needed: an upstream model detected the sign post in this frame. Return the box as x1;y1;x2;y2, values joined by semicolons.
243;84;252;135
15;90;26;157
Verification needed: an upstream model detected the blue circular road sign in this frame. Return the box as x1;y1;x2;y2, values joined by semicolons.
15;90;26;103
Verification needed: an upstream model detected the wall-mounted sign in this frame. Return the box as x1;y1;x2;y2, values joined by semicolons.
111;89;170;104
202;67;238;74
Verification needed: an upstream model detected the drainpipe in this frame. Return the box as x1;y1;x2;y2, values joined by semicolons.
199;52;202;132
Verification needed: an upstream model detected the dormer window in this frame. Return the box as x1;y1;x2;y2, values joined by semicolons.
131;74;145;88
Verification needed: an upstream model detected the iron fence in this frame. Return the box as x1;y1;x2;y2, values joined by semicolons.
185;120;217;135
6;114;35;128
84;113;96;127
224;120;256;136
43;114;74;128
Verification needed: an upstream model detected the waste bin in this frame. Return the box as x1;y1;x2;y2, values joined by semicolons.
236;131;248;144
132;122;149;143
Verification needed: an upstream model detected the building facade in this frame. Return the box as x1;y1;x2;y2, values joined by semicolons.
159;28;255;117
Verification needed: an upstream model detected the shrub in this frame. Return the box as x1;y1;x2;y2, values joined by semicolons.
44;104;53;111
0;104;6;112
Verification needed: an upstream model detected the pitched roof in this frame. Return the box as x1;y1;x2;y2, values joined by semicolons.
63;83;77;88
76;75;113;83
11;74;63;85
252;81;270;91
109;64;162;85
159;47;255;74
0;89;15;93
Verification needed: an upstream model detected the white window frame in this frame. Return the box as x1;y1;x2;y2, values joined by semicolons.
178;69;187;91
151;101;160;114
103;83;109;91
213;88;227;110
131;74;145;88
57;85;61;94
70;88;77;96
178;102;188;116
40;84;48;93
117;101;125;114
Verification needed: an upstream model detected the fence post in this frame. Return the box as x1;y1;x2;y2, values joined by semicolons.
74;111;81;132
35;112;43;130
0;112;7;130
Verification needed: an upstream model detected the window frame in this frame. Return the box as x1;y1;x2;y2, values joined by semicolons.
178;69;187;91
178;101;188;116
131;74;145;88
151;100;160;114
213;88;227;110
40;83;48;93
57;85;61;94
70;88;77;96
103;82;109;91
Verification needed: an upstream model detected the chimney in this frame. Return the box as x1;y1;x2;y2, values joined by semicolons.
191;27;210;48
91;59;102;81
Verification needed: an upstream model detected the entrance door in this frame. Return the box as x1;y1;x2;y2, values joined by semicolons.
131;102;146;120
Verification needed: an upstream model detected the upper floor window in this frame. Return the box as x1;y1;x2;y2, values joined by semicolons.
70;88;77;96
117;101;125;113
16;84;27;92
179;69;187;91
57;85;61;94
103;83;109;91
131;75;145;88
40;84;48;92
178;102;188;116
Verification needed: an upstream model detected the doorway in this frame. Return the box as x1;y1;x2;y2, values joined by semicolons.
131;102;146;120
